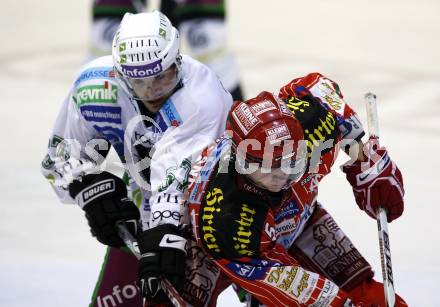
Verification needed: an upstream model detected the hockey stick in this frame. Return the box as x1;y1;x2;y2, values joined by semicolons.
364;93;395;307
116;221;188;307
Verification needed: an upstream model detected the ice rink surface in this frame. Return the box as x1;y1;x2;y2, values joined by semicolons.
1;0;439;306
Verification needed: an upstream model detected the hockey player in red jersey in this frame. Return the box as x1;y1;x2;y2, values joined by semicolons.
187;73;407;306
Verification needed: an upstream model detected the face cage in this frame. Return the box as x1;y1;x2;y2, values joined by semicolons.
115;61;182;102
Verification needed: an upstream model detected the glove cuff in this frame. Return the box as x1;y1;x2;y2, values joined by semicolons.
342;151;391;188
138;224;187;255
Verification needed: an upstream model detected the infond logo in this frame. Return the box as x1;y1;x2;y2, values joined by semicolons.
96;282;140;307
121;60;163;79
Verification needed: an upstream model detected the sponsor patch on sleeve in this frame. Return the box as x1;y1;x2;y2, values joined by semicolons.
80;105;122;124
74;67;115;86
73;81;118;107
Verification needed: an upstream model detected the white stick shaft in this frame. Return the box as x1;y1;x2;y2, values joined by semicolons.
364;92;380;138
364;93;395;307
116;221;141;259
377;208;395;307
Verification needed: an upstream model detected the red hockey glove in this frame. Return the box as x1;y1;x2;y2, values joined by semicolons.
342;138;404;222
348;278;408;307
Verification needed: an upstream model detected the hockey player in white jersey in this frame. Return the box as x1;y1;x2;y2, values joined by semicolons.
41;11;232;306
89;0;245;101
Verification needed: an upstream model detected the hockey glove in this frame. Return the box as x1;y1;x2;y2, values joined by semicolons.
347;278;408;306
342;138;404;222
137;224;186;303
69;171;140;248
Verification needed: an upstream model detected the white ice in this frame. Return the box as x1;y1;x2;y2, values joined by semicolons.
0;0;439;306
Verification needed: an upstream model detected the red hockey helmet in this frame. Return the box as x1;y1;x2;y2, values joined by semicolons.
227;91;307;183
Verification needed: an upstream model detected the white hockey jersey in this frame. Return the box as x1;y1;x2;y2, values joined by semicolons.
41;55;233;229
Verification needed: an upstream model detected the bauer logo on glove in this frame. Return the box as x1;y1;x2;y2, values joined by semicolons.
79;179;115;207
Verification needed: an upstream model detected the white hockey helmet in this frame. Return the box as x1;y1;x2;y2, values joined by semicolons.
112;11;182;101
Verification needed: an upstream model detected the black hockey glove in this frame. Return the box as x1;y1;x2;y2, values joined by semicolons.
69;171;140;248
137;224;186;303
